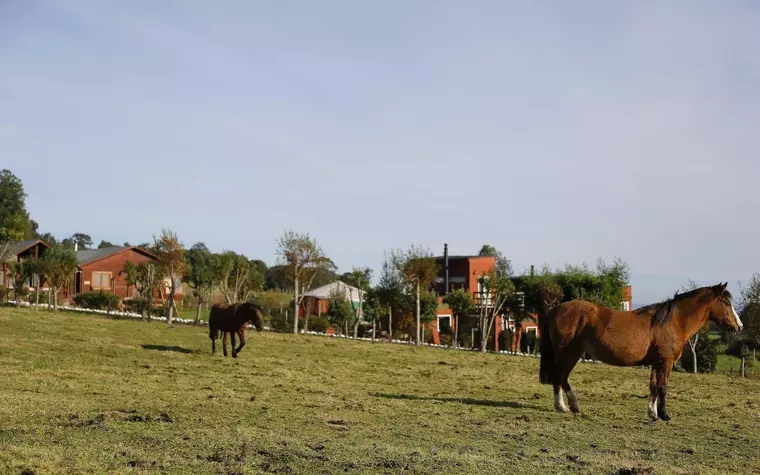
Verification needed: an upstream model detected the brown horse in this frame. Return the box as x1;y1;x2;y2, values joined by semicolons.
208;301;264;358
539;283;742;421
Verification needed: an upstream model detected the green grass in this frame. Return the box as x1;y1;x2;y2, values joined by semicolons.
1;307;760;474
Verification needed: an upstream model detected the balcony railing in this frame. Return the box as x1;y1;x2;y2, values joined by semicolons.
473;292;495;307
472;291;526;309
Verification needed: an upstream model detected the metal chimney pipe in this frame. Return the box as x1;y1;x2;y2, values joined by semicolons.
444;243;449;294
74;242;78;252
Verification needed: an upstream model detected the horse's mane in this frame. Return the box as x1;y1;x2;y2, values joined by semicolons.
241;300;264;313
634;285;732;326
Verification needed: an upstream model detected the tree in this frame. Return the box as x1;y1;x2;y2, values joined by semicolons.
124;260;164;320
362;286;385;340
183;242;216;324
70;233;93;250
37;232;58;246
9;259;32;306
213;251;263;304
24;257;47;310
676;279;702;373
97;240;115;249
24;219;39;240
475;270;516;352
0;169;30;263
375;251;406;339
326;286;353;335
737;274;760;351
309;257;339;289
152;228;186;325
264;265;292;292
520;258;630;312
276;230;330;334
390;244;439;346
478;244;513;277
442;288;475;347
39;246;78;311
342;266;372;338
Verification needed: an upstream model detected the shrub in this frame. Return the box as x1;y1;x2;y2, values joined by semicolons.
73;291;122;311
267;310;290;333
27;290;50;305
681;329;718;373
521;331;537;354
123;297;150;314
499;328;513;352
306;316;331;333
439;333;453;346
726;334;760;357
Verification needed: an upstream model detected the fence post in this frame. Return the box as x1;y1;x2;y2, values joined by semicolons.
741;357;746;378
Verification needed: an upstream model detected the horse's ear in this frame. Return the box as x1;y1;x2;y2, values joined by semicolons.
713;282;728;294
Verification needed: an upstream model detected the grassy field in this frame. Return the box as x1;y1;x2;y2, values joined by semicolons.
1;308;759;474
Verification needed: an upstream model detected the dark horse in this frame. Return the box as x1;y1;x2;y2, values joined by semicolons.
539;283;742;421
208;301;264;358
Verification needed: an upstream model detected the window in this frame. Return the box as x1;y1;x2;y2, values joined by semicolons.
437;315;452;332
92;272;112;289
476;277;492;306
621;301;630;311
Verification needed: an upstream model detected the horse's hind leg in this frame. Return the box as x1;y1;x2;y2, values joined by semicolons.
230;332;238;358
222;332;229;357
557;344;584;414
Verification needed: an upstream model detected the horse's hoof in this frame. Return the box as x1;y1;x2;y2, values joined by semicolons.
570;406;581;414
659;412;671;422
232;353;238;358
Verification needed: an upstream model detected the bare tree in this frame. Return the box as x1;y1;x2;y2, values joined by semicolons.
276;230;329;334
213;251;261;304
390;244;438;346
343;267;372;338
680;279;700;373
475;270;516;352
153;228;186;326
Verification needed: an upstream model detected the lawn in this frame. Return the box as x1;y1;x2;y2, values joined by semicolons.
1;307;759;474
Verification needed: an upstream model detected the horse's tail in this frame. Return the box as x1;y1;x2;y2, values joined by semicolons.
539;307;556;385
208;305;219;340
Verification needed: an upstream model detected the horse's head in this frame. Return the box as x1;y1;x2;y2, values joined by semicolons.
707;282;743;332
241;300;265;332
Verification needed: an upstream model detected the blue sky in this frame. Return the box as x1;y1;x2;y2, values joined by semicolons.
2;0;759;305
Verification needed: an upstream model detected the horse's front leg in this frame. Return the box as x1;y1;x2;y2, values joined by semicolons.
231;332;238;358
656;362;673;421
222;332;229;357
235;329;246;356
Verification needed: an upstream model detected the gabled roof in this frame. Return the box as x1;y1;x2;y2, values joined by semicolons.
14;239;51;255
76;246;156;267
302;280;364;302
